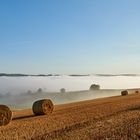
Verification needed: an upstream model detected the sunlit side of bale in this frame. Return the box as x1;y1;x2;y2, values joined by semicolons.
121;90;128;96
32;99;54;115
0;105;12;126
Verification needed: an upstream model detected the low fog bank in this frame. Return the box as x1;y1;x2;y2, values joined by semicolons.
1;75;140;94
0;89;122;109
0;75;140;109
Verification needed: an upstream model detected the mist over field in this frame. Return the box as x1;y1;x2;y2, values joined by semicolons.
0;75;140;109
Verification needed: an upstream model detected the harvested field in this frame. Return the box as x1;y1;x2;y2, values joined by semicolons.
0;93;140;140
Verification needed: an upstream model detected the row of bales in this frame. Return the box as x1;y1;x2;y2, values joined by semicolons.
0;99;54;126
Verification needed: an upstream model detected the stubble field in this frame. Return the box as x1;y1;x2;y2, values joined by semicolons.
0;93;140;140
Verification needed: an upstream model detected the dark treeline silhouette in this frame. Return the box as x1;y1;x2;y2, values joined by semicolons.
0;73;60;77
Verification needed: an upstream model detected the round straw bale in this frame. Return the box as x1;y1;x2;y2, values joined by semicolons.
135;90;139;93
121;90;128;96
32;99;54;115
0;105;12;126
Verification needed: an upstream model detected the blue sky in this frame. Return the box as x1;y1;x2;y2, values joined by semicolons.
0;0;140;74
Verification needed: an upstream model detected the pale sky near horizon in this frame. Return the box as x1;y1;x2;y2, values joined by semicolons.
0;0;140;74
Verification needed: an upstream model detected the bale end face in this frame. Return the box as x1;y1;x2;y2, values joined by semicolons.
121;90;128;96
32;99;54;116
0;105;12;126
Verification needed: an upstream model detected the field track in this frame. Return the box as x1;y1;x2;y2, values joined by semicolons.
0;93;140;140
